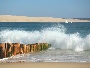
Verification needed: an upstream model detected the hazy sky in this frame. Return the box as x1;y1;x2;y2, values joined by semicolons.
0;0;90;18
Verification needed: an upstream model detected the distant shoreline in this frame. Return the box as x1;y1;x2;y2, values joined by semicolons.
0;15;90;22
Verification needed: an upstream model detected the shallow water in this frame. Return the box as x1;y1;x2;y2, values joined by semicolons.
4;49;90;62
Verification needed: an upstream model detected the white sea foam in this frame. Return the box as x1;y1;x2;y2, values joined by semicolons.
0;24;90;51
0;58;8;62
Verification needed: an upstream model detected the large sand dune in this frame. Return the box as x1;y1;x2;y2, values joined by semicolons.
0;15;90;22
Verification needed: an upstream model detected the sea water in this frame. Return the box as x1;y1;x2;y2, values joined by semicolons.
0;22;90;62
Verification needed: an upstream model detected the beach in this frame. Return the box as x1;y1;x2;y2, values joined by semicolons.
0;17;90;68
0;0;90;67
0;62;90;68
0;15;90;22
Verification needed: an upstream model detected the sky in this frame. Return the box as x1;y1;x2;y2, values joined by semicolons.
0;0;90;18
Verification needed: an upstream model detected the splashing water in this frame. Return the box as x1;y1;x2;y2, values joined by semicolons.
0;24;90;52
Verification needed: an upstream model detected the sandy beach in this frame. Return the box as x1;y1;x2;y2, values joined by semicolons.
0;62;90;68
0;16;90;68
0;15;90;22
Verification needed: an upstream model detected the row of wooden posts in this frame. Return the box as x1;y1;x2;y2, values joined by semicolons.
0;43;51;59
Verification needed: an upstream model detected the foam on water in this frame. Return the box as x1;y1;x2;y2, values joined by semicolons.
0;24;90;52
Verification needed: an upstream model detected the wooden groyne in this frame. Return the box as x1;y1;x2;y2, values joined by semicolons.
0;43;51;59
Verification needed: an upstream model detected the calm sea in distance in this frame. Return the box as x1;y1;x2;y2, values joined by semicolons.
0;22;90;62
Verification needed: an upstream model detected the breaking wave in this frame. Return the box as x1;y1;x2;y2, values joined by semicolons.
0;24;90;52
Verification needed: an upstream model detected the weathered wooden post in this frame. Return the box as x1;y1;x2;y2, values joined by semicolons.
12;43;20;56
6;43;13;57
20;44;24;54
33;44;37;52
23;44;26;53
30;44;34;52
43;43;48;50
27;44;31;52
26;45;30;53
36;43;41;51
0;42;51;59
0;43;6;58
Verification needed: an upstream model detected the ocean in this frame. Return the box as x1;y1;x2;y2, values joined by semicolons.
0;22;90;62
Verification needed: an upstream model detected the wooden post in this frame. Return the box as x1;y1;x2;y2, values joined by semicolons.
6;43;13;57
0;43;51;59
30;44;34;52
23;44;26;53
20;44;24;54
12;43;20;56
0;43;6;58
36;43;41;51
33;44;37;52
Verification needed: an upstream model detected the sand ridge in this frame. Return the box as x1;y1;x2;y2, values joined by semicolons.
0;15;90;22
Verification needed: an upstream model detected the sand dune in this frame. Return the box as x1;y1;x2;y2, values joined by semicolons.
0;15;90;22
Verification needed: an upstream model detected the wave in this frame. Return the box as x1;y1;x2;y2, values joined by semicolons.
0;24;90;51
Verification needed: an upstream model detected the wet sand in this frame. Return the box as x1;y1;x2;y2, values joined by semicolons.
0;62;90;68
